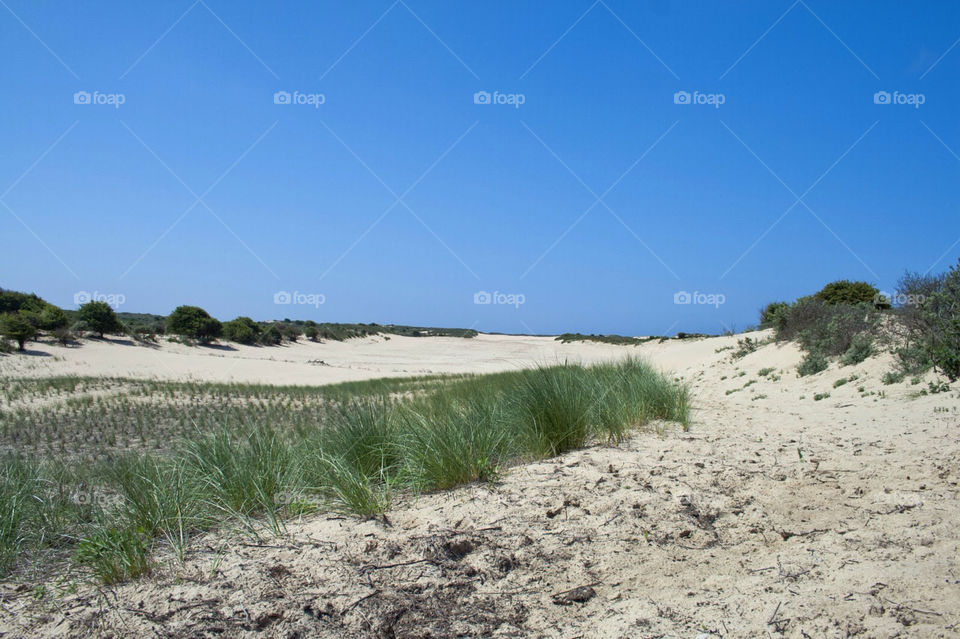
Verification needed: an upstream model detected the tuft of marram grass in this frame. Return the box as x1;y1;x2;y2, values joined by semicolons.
1;357;688;581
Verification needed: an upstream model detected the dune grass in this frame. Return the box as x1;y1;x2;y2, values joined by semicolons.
0;358;687;583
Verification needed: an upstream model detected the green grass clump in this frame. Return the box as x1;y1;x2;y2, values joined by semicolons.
0;358;687;582
74;526;151;585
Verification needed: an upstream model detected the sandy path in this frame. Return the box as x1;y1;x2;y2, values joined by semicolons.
2;333;959;637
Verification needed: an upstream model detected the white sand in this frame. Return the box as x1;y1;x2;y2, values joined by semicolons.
0;333;661;385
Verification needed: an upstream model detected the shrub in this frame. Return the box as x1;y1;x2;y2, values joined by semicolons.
840;333;873;366
0;312;36;351
890;260;960;380
797;351;828;376
777;297;879;357
77;301;121;338
304;325;319;341
259;324;283;345
759;301;790;329
0;289;48;314
36;305;68;331
732;337;759;359
223;316;261;345
923;260;960;380
280;323;302;343
167;306;222;344
882;370;905;385
814;280;882;306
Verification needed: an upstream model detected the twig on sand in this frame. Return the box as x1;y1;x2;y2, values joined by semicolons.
767;601;782;625
342;589;379;613
882;597;943;617
360;558;429;572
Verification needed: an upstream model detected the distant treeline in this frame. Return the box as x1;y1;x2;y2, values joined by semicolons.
0;289;477;351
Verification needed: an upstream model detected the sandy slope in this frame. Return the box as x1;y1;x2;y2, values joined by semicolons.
2;332;959;638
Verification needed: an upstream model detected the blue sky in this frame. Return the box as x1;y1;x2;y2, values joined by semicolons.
1;1;958;335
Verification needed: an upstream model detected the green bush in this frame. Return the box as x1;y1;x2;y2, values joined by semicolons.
923;261;960;380
36;305;68;330
777;298;878;357
0;289;48;314
0;312;36;351
77;301;121;338
797;351;828;376
840;333;873;366
759;301;790;329
167;306;222;344
222;316;261;345
891;260;960;380
259;324;283;345
814;280;882;306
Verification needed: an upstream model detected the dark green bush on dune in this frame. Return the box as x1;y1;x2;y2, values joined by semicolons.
813;280;883;307
896;260;960;380
223;316;261;345
764;280;884;376
0;312;36;351
77;301;122;338
167;306;222;344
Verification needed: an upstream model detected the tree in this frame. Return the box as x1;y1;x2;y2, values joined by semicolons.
223;316;261;345
259;324;283;345
814;280;881;306
37;305;68;331
0;312;37;351
0;289;47;314
78;301;121;338
167;306;222;343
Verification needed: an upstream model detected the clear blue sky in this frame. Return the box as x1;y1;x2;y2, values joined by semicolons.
2;1;958;335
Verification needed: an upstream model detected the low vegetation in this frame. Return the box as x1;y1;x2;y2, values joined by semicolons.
0;359;688;582
762;260;960;381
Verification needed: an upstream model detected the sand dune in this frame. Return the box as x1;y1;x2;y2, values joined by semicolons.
2;332;958;637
